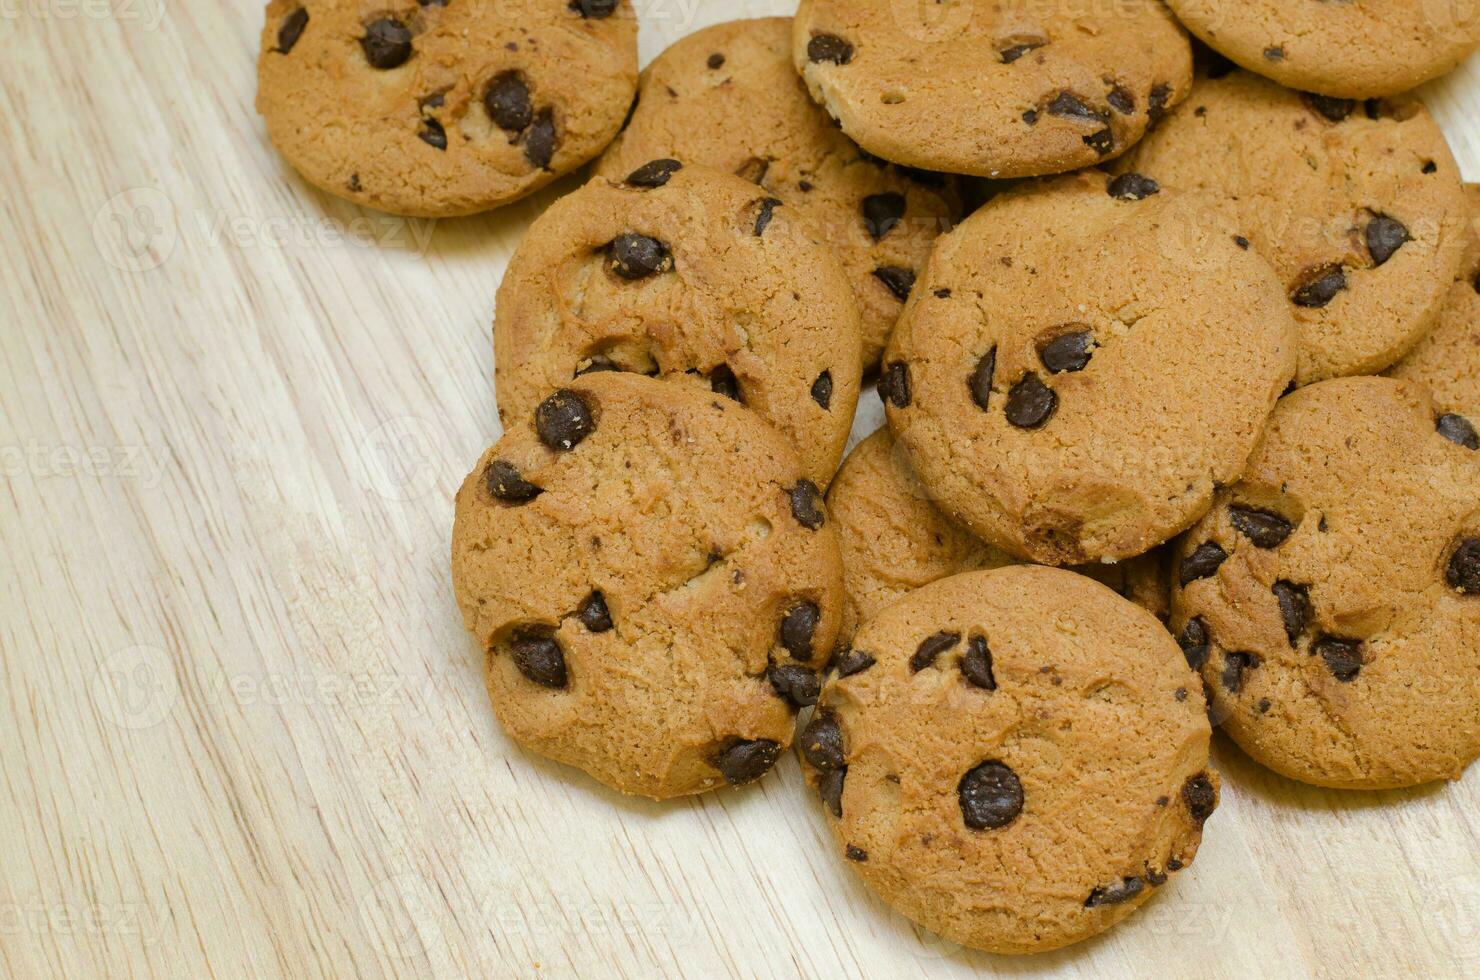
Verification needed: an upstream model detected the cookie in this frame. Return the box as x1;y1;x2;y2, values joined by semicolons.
1386;184;1480;420
256;0;637;217
827;427;1170;643
1116;69;1470;384
493;163;862;486
1167;0;1480;99
800;565;1217;954
1170;377;1480;789
883;170;1296;565
451;373;844;799
593;18;961;367
790;0;1192;179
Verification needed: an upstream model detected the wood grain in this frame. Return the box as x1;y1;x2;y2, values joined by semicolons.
2;2;1477;977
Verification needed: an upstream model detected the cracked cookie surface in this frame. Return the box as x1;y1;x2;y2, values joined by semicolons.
801;565;1216;954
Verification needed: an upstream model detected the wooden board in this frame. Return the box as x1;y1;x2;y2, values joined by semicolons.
3;2;1478;976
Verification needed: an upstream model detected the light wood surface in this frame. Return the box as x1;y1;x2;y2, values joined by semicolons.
3;2;1478;977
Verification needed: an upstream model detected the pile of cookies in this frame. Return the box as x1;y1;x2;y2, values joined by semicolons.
258;0;1480;956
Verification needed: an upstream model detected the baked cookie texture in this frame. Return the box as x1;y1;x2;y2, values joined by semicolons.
801;566;1217;954
883;170;1296;565
452;373;844;799
1167;0;1480;99
594;18;961;368
256;0;638;216
790;0;1192;178
1171;377;1480;789
493;163;862;487
1386;184;1480;420
827;427;1169;643
1117;69;1470;385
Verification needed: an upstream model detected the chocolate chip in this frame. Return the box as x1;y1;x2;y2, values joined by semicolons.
1366;216;1409;267
807;33;853;64
1039;330;1094;373
873;266;915;302
1182;773;1217;824
1048;91;1106;122
969;348;996;411
1264;46;1284;61
1180;542;1228;585
626;158;681;187
1292;265;1347;307
277;7;308;53
835;649;876;677
1423;160;1439;174
577;591;612;632
999;39;1046;63
818;767;846;816
934;288;952;298
524;108;558;169
753;197;781;236
1447;539;1480;593
485;459;543;502
845;845;868;862
801;712;844;770
1083;128;1114;155
780;601;821;659
361;18;412;69
958;761;1024;830
910;631;960;672
535;388;594;450
1022;109;1039;125
486;72;532;132
1272;581;1311;645
1177;617;1210;670
1146;868;1168;886
1147;83;1171;125
1221;650;1257;693
1438;414;1480;449
1234;235;1250;249
418;118;447;150
1257;697;1272;713
509;627;567;688
811;370;833;410
862;193;906;241
709;364;742;402
713;739;780;785
768;665;820;707
1314;636;1363;682
569;0;618;17
790;480;825;530
707;53;725;69
1086;877;1144;908
347;173;361;192
1005;373;1057;429
608;233;671;279
1303;93;1355;122
880;360;912;408
960;634;996;689
1108;172;1160;200
1166;858;1183;871
1229;505;1293;548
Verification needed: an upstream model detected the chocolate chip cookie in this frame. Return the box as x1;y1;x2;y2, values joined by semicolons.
790;0;1192;178
452;373;844;799
1171;377;1480;788
1167;0;1480;99
256;0;638;216
1386;184;1480;421
827;427;1170;643
801;565;1216;953
494;163;862;486
593;18;960;368
1117;69;1470;384
883;170;1296;565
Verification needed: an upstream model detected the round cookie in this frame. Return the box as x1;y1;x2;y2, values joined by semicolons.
493;163;862;486
1170;377;1480;789
799;566;1217;954
827;427;1170;643
256;0;637;216
1386;184;1480;421
594;18;961;368
882;170;1297;565
790;0;1193;178
452;373;845;799
1116;69;1470;384
1167;0;1480;99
